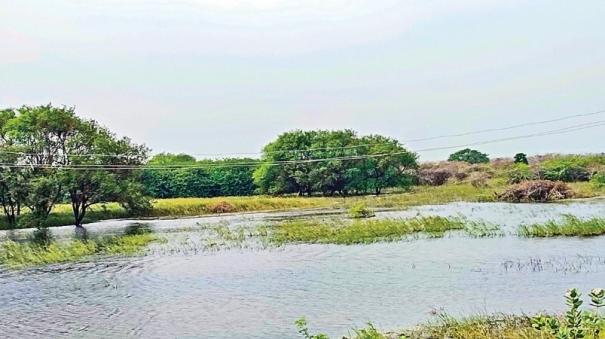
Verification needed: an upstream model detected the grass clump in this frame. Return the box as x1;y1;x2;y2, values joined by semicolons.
349;203;375;219
519;215;605;237
0;232;158;268
269;217;467;245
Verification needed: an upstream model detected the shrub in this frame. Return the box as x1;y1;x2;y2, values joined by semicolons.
591;172;605;188
506;164;535;184
348;203;375;219
448;148;489;164
539;165;590;182
497;180;573;203
532;288;605;338
513;153;529;165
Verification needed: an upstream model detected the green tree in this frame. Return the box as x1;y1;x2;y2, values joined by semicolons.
356;135;418;195
448;148;489;164
514;152;529;165
60;119;149;232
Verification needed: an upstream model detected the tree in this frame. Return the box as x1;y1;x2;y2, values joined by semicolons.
253;130;418;196
60;119;149;232
355;135;418;195
448;148;489;164
514;152;529;165
5;105;80;227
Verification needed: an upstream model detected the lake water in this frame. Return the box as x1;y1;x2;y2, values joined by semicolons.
1;200;605;338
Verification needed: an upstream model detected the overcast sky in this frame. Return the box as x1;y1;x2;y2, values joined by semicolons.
1;0;604;160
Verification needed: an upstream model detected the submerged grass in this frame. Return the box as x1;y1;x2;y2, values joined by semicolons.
519;215;605;237
269;217;499;245
0;233;158;268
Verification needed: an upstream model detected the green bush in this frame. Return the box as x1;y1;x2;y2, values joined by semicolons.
539;158;591;182
507;164;535;184
591;172;605;188
532;288;605;338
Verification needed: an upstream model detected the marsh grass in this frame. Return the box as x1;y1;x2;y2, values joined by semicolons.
269;217;498;245
518;215;605;237
0;232;158;268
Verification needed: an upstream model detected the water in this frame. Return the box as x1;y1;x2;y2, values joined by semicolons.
1;200;605;338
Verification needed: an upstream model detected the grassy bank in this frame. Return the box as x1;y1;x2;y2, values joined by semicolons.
268;217;500;245
1;180;604;231
519;215;605;237
0;232;159;268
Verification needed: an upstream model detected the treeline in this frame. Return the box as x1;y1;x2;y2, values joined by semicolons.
141;130;418;198
141;154;257;198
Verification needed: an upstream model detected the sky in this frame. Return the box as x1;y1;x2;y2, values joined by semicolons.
1;0;604;161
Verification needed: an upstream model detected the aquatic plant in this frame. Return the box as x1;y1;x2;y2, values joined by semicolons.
519;215;605;237
269;217;470;245
532;288;605;338
0;233;158;268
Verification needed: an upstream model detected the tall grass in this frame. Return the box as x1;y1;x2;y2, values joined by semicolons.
518;215;605;237
0;233;158;268
269;217;498;245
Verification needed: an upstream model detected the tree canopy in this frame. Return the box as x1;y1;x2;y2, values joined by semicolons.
253;130;418;195
448;148;490;164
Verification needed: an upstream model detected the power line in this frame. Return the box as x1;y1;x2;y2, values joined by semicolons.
1;108;603;159
2;119;603;171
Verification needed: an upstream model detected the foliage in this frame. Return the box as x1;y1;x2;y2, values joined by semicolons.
268;217;493;245
348;202;375;219
0;104;150;229
141;155;258;198
514;152;529;165
0;232;157;268
419;167;452;186
448;148;489;164
539;158;591;182
497;180;573;203
253;130;417;196
507;163;535;184
591;172;605;188
519;215;605;237
295;318;330;339
532;288;605;338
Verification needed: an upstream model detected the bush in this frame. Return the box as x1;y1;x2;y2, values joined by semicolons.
448;148;489;164
539;165;590;182
591;172;605;188
348;203;375;219
497;180;573;203
507;164;535;184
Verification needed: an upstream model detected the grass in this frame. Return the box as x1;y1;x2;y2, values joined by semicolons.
396;314;542;339
296;314;544;339
0;233;158;269
518;215;605;237
269;217;499;245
